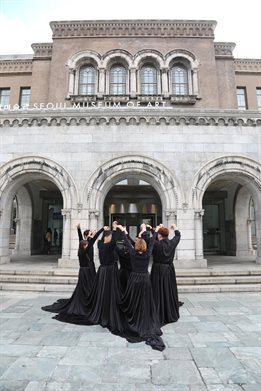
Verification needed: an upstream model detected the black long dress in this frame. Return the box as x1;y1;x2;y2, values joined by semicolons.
82;234;124;332
119;232;165;351
54;231;124;334
117;246;132;292
41;229;102;314
113;231;133;292
150;230;181;326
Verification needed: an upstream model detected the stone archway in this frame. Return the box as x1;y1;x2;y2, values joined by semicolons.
0;156;78;264
84;155;183;231
191;155;261;264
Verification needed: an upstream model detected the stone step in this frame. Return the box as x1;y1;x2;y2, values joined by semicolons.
0;275;78;284
0;282;261;293
0;271;261;285
1;268;261;277
1;273;261;286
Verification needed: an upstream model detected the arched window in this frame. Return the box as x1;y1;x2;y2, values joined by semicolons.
140;64;157;95
171;64;188;95
79;65;96;95
110;64;126;95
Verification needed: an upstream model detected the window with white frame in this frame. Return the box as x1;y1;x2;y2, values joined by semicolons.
110;64;126;95
236;87;247;110
19;87;31;108
140;64;157;95
256;88;261;111
0;88;10;107
171;64;189;95
79;65;96;95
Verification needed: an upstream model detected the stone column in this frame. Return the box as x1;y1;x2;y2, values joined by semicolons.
247;219;253;253
161;68;169;97
67;69;75;97
98;68;105;96
194;209;205;261
58;208;71;267
255;206;261;264
89;210;100;230
165;210;177;228
175;205;207;268
129;68;137;97
192;69;199;96
0;209;11;264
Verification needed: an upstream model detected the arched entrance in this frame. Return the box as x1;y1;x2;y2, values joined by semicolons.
85;155;182;233
104;177;162;237
0;156;77;264
191;156;261;264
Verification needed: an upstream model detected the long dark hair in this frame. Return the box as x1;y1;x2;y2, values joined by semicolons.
78;240;88;256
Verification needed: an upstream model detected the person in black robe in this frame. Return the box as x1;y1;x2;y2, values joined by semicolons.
41;228;103;314
54;226;124;335
116;223;165;351
111;220;133;292
150;224;181;326
77;223;94;269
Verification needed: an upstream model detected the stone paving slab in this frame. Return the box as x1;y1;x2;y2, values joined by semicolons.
0;291;261;390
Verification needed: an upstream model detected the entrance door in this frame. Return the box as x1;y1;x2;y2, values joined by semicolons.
203;201;225;254
111;213;155;237
104;179;162;237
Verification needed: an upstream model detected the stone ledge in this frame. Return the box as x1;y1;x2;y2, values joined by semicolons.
1;109;260;127
1;282;261;293
50;19;217;39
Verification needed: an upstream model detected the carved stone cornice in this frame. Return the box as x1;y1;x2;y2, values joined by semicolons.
234;58;261;73
31;43;53;58
50;20;217;39
214;42;235;57
0;59;33;73
1;108;260;128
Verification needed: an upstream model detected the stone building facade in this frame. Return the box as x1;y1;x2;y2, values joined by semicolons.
0;20;260;268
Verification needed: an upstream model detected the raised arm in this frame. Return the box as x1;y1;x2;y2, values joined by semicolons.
88;227;104;245
170;224;181;247
76;224;83;242
117;225;134;255
147;231;158;256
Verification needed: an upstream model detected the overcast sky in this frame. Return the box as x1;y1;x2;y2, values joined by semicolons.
0;0;260;58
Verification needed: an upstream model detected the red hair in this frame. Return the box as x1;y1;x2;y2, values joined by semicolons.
158;227;169;237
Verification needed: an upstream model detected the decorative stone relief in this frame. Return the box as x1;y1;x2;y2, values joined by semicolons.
214;42;236;57
50;20;217;39
31;43;53;58
61;209;71;219
1;110;260;128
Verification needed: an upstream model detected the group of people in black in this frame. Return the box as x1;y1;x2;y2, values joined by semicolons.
42;220;181;351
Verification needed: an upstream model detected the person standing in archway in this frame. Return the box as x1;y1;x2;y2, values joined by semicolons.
151;224;181;326
45;228;52;255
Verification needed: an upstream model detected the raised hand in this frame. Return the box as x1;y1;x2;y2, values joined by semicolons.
112;220;118;230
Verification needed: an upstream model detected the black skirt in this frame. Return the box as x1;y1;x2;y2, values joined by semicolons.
85;262;124;332
54;262;124;332
151;262;180;326
42;265;95;314
119;271;165;351
118;267;131;292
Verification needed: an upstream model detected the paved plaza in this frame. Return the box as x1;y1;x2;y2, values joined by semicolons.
0;290;261;391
